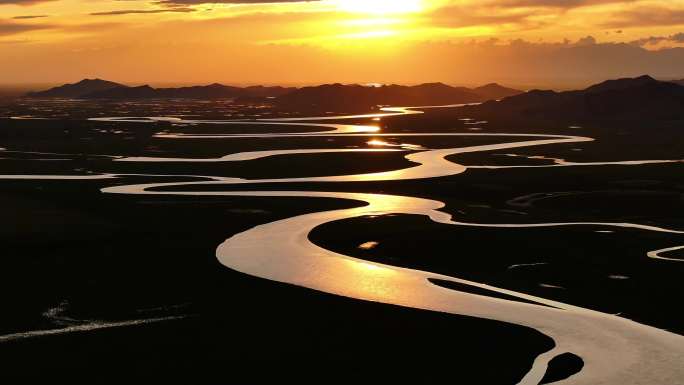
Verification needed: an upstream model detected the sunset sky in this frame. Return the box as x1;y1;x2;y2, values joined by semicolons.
1;0;684;87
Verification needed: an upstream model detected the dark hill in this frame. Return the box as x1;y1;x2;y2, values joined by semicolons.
584;75;658;93
27;80;296;100
84;83;294;99
27;78;124;98
26;79;522;107
86;85;157;99
472;83;523;100
243;85;296;98
274;82;520;111
468;75;684;120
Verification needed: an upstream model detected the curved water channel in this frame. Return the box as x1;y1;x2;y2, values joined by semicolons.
5;106;684;384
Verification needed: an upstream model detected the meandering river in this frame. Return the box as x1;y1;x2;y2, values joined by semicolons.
4;106;684;384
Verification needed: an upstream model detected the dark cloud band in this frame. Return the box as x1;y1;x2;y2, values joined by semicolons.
91;8;195;15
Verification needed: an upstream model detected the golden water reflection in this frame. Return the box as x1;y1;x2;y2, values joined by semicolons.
358;241;379;250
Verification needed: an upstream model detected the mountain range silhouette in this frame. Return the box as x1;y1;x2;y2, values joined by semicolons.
26;76;684;119
469;75;684;119
26;79;522;107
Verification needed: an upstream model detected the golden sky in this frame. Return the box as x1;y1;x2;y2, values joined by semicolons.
1;0;684;86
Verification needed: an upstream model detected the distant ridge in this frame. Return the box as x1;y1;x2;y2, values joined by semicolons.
25;79;523;107
472;83;522;100
85;83;295;99
467;75;684;120
273;82;523;110
26;80;295;100
27;78;124;98
584;75;658;93
275;82;477;110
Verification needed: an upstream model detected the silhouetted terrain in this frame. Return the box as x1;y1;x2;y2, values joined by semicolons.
472;83;523;100
467;75;684;120
27;79;125;98
25;79;522;108
274;82;522;110
86;83;296;100
2;76;684;384
14;76;684;120
27;80;295;100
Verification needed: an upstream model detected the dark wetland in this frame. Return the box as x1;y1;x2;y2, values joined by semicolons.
1;95;683;384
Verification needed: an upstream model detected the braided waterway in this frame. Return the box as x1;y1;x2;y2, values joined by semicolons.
4;106;684;384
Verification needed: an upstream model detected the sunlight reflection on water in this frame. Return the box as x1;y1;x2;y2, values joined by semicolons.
358;241;379;250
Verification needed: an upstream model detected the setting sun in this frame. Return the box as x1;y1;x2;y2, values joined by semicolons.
336;0;423;14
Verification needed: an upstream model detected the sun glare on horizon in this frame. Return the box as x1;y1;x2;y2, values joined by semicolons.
336;0;423;15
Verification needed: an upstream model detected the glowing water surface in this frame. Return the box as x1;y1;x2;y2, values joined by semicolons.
6;105;684;384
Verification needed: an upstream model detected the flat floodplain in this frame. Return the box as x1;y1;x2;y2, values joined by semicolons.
1;99;683;384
